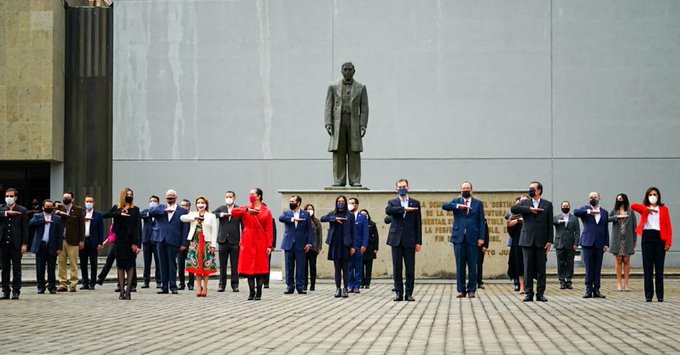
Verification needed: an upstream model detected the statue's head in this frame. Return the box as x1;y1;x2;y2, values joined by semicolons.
341;62;355;81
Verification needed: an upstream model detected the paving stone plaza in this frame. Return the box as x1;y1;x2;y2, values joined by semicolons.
1;276;678;354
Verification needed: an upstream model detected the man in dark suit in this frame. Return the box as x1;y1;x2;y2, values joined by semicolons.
279;195;312;295
149;189;189;294
140;195;161;288
553;201;580;290
348;197;369;293
213;191;243;292
442;181;486;298
574;192;610;299
55;192;85;292
0;188;29;299
79;195;104;290
29;200;64;294
177;199;195;290
510;181;554;302
385;179;422;302
263;216;277;289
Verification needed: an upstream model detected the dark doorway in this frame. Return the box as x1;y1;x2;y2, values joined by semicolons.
0;162;50;207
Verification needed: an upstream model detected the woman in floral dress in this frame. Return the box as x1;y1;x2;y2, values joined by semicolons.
180;196;218;297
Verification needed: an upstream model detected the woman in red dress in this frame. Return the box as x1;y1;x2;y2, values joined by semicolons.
231;188;273;300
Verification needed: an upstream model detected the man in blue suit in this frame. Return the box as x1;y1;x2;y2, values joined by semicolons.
29;200;64;294
348;197;369;293
574;192;609;299
442;181;486;298
385;179;422;302
279;195;312;294
79;196;104;290
140;195;161;289
149;189;189;294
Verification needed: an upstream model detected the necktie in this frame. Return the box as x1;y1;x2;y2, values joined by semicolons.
465;200;470;216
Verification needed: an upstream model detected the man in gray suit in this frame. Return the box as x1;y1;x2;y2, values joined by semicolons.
553;201;580;290
325;62;369;187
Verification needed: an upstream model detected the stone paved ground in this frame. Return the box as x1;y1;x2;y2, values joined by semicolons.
0;277;679;355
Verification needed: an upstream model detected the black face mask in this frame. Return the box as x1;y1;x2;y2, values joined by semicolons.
589;199;598;207
167;198;176;204
63;198;72;205
461;191;471;199
561;207;570;214
44;208;53;214
615;200;623;208
125;196;134;204
289;203;298;211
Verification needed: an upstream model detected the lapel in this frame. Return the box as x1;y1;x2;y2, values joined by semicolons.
350;80;361;101
334;80;343;98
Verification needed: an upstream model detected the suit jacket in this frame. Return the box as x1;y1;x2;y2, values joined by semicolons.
148;204;189;247
574;206;610;249
363;220;380;261
212;205;243;245
58;204;85;245
631;203;672;247
29;213;64;255
0;204;29;248
279;209;313;252
352;212;369;249
385;197;423;248
553;213;580;250
442;197;486;245
180;212;218;248
83;210;105;248
321;211;355;248
510;198;554;248
324;79;368;152
140;208;158;244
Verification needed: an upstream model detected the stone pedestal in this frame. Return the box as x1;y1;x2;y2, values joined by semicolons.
279;189;524;279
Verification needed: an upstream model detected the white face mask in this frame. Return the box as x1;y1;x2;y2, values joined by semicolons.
197;203;206;210
225;198;234;206
308;210;314;217
85;203;94;210
5;197;15;206
648;196;658;205
348;203;356;212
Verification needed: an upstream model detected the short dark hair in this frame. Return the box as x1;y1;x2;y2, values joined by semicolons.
64;191;74;198
150;195;160;202
396;179;409;187
561;200;570;206
291;195;302;204
341;62;354;69
349;197;359;205
530;181;543;194
181;199;191;206
226;191;236;197
42;199;53;207
643;187;663;207
5;188;18;197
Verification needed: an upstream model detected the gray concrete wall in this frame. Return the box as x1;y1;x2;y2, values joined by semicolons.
113;0;680;268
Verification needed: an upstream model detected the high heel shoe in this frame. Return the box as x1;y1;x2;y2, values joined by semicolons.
201;290;207;297
125;290;131;300
119;293;126;300
248;290;255;300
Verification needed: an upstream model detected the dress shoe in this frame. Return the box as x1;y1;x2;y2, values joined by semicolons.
263;284;269;289
178;285;186;290
232;287;239;293
217;287;225;292
38;289;46;294
348;289;355;293
297;290;307;295
80;285;90;290
56;286;68;292
335;288;342;298
468;292;476;298
141;284;150;289
536;295;548;302
254;290;262;300
514;285;520;292
157;289;169;294
96;279;104;286
593;291;605;299
341;288;349;298
560;284;566;290
155;284;162;289
49;289;57;294
11;293;19;300
646;299;652;302
477;284;485;289
394;294;404;301
566;284;573;289
171;289;178;294
188;285;194;291
456;292;466;298
89;285;96;290
364;285;370;289
391;287;397;292
658;299;664;302
310;285;315;291
119;294;126;300
248;291;255;300
583;291;593;298
284;289;295;294
522;295;533;302
405;295;415;302
1;293;11;300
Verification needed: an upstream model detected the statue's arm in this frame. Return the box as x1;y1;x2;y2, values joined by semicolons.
360;86;368;129
324;84;334;134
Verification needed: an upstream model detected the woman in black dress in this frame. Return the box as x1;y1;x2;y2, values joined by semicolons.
360;209;379;289
103;188;141;300
320;195;355;298
506;196;526;294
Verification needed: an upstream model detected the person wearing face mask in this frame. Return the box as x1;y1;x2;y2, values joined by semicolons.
279;195;312;295
27;198;42;254
347;197;368;293
79;196;104;290
212;191;243;292
230;188;273;300
360;209;379;289
321;195;355;298
103;188;142;300
177;199;195;291
553;201;580;290
0;188;29;299
54;191;85;292
180;196;218;297
385;179;422;302
510;181;554;302
631;187;673;302
303;204;322;291
607;193;637;292
148;189;189;294
140;195;161;289
29;200;64;294
574;192;609;299
442;181;486;299
506;196;528;294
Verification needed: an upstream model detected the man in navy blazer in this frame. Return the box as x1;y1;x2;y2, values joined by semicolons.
79;196;104;290
0;188;29;299
385;179;422;302
149;189;189;294
348;197;369;293
29;200;64;294
574;192;609;299
279;195;312;294
140;195;161;289
442;182;486;298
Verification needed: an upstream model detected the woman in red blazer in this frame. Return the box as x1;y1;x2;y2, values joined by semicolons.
631;187;672;302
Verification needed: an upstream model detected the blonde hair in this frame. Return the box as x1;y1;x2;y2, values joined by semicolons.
118;187;135;209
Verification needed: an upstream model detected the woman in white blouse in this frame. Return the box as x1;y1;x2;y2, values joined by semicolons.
180;196;218;297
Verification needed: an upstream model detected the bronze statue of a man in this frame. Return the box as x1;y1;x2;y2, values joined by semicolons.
324;62;369;187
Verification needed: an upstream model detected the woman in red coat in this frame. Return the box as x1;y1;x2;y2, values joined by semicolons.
631;187;673;302
231;188;273;300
